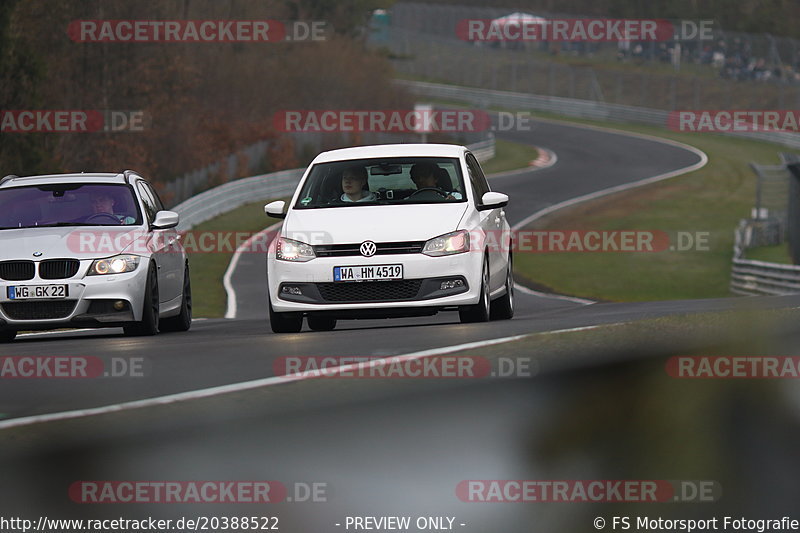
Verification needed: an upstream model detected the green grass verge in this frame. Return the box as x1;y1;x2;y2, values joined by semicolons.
187;199;285;318
481;139;538;174
744;244;794;264
498;113;800;301
188;115;795;311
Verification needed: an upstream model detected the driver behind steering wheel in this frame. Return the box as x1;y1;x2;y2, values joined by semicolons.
89;192;136;224
409;162;462;200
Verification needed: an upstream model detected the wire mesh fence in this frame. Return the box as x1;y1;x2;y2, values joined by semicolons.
375;3;800;112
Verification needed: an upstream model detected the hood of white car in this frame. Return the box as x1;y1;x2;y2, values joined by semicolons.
0;226;147;261
283;203;469;244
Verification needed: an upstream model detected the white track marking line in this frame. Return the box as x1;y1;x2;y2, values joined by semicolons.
223;222;281;319
514;283;595;305
0;327;610;430
512;129;708;231
509;122;708;306
487;147;558;179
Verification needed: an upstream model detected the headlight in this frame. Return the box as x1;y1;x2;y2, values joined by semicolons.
88;254;141;275
277;237;316;262
422;230;470;257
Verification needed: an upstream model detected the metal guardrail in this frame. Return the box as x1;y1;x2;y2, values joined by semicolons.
398;79;668;125
730;257;800;296
397;80;800;149
467;136;495;162
172;168;304;231
172;137;496;231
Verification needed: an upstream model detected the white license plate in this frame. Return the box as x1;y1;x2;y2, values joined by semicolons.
6;284;69;300
334;264;403;282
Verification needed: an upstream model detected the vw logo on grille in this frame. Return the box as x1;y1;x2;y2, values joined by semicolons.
359;241;377;257
32;252;43;257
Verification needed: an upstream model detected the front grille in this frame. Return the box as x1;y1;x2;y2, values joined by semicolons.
2;300;77;320
0;261;35;281
39;259;80;280
314;241;425;257
317;280;423;302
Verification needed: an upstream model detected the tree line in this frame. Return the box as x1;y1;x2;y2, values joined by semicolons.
0;0;403;192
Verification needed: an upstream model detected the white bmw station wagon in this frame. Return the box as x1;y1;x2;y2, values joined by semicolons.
0;171;191;341
264;144;513;333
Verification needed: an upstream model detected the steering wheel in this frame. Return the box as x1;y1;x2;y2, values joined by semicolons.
85;213;122;224
407;187;449;199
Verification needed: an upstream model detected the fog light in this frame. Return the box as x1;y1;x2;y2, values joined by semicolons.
282;286;302;295
113;300;125;311
440;279;464;290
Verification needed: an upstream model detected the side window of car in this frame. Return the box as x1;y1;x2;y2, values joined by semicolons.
137;182;158;223
466;153;490;203
144;182;165;212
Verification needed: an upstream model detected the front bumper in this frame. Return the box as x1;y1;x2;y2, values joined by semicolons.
267;250;484;313
0;263;148;330
278;275;469;304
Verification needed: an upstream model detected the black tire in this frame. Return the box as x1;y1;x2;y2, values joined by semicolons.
268;294;303;333
160;264;192;332
490;254;514;321
307;315;337;331
459;256;491;323
0;330;16;343
123;263;159;336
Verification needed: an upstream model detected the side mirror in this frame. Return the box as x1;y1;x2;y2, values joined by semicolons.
152;210;179;229
264;200;287;219
477;192;509;211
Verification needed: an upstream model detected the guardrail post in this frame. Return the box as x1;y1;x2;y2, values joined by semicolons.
786;162;800;264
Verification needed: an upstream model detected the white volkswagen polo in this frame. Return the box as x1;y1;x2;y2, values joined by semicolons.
264;144;513;333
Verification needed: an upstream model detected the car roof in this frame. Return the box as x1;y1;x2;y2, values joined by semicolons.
311;143;468;164
0;172;134;189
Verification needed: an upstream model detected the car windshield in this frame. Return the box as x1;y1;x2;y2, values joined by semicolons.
293;157;466;209
0;183;142;229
